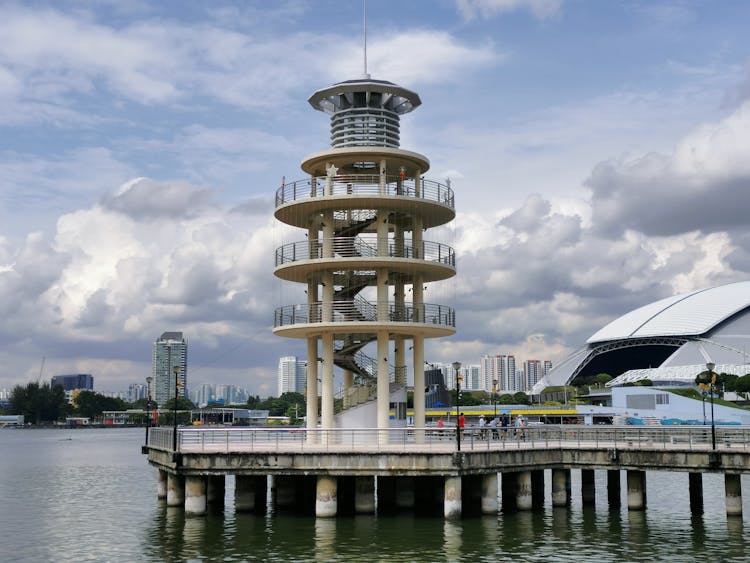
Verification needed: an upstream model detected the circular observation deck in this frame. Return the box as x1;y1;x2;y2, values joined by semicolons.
274;238;455;283
275;174;455;230
273;300;456;339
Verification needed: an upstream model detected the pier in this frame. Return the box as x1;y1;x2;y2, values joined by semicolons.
143;425;750;518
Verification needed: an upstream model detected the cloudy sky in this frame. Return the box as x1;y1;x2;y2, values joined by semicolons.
1;0;749;396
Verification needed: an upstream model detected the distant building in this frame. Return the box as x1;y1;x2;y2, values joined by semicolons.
51;373;93;392
152;331;187;405
480;355;516;393
278;356;307;395
128;383;148;403
524;360;543;390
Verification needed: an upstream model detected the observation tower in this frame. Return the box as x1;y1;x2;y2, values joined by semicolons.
273;73;456;440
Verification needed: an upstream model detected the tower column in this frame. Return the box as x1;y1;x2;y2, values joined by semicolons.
157;469;168;499
321;333;334;435
306;336;318;443
607;470;621;507
688;472;703;513
581;469;596;506
355;476;375;514
413;335;425;443
377;331;390;440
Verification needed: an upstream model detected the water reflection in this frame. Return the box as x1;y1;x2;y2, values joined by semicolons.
314;517;337;561
443;519;463;560
4;430;750;562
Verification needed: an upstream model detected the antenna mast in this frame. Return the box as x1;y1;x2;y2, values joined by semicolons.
363;0;370;78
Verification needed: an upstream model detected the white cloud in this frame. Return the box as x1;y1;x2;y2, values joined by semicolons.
456;0;562;21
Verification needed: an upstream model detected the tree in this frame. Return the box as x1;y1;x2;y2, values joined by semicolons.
592;373;613;388
74;391;127;419
734;374;750;399
512;391;530;405
9;382;69;424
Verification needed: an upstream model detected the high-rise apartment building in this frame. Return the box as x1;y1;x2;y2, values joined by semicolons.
128;383;148;403
278;356;307;395
480;355;516;392
152;331;187;406
524;360;542;390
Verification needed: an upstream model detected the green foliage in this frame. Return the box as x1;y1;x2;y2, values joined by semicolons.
9;382;69;424
592;373;613;388
512;392;530;405
161;397;196;411
74;390;127;418
635;379;653;386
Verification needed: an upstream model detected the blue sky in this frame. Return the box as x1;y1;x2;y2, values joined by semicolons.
1;0;749;396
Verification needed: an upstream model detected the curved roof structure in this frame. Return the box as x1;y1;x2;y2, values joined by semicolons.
587;281;750;343
533;281;750;393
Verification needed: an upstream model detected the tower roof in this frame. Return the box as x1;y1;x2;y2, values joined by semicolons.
308;78;421;115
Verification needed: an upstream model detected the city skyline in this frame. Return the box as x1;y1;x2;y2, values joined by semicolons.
1;1;750;396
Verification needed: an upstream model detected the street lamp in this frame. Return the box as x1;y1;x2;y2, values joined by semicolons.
492;378;498;418
696;362;717;450
145;376;152;445
452;361;462;451
172;365;181;452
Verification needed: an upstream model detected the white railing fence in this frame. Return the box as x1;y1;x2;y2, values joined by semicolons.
146;425;750;454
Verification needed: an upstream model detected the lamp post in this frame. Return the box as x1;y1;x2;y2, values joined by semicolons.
452;361;462;451
493;378;498;418
172;365;181;452
696;362;717;450
706;362;716;451
145;376;152;445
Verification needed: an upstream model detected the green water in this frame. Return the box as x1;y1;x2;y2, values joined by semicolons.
1;428;748;562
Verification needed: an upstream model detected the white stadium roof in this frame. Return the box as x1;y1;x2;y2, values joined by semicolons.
587;281;750;343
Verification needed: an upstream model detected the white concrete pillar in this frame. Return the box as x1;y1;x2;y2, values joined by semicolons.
235;475;259;512
396;477;415;509
316;476;338;518
379;159;387;195
581;469;596;506
355;476;375;514
413;273;424;323
377;331;390;441
414;170;421;198
444;476;462;519
206;475;225;505
157;469;168;499
627;470;646;511
167;474;185;507
413;335;425;443
321;332;334;436
394;337;405;386
481;473;498;514
322;210;334;258
516;470;533;511
725;473;743;517
306;336;319;444
552;468;569;507
185;476;207;516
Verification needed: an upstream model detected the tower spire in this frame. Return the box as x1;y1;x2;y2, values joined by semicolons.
363;0;370;79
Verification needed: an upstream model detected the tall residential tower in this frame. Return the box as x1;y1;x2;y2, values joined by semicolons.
151;331;187;405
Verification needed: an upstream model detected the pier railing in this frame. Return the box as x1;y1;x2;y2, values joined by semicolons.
147;425;750;454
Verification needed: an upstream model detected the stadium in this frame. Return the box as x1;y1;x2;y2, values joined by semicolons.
533;281;750;391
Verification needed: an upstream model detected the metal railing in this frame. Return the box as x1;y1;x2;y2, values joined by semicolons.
274;301;456;328
147;425;750;454
275;237;455;267
275;175;454;209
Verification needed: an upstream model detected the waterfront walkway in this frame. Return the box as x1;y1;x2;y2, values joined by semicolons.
143;425;750;519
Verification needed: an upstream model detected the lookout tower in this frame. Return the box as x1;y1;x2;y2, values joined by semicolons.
273;74;456;440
